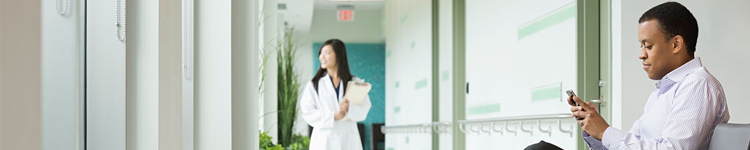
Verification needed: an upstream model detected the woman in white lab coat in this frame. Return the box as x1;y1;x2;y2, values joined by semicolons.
301;39;372;150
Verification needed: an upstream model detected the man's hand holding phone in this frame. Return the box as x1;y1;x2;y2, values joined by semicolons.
567;90;609;140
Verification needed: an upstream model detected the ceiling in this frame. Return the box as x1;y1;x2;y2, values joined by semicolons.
276;0;316;32
275;0;384;33
313;0;385;11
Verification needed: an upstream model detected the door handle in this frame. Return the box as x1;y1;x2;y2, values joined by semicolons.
590;96;604;105
466;82;470;94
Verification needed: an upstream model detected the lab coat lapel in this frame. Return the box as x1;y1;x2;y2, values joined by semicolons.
320;74;342;111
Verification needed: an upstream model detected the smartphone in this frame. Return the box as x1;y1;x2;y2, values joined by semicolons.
565;90;578;106
566;90;585;120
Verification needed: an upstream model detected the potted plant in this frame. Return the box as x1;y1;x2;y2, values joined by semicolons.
276;27;302;149
259;27;309;150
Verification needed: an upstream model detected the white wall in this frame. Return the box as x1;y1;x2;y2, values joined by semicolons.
41;0;83;149
611;0;750;132
261;0;280;142
384;0;433;149
294;31;314;136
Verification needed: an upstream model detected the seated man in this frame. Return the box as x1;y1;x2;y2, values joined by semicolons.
570;2;730;150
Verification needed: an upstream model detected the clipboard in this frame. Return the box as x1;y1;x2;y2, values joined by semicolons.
344;81;371;105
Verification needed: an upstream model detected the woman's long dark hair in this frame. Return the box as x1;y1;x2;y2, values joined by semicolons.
312;39;353;93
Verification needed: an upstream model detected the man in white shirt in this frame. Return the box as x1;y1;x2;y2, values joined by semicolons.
569;2;730;150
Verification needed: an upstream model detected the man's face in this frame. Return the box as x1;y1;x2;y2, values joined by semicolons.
638;20;678;80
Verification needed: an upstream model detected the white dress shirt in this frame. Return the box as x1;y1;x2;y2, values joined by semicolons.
583;57;730;150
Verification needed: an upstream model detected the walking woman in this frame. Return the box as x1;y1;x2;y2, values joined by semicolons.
300;39;372;150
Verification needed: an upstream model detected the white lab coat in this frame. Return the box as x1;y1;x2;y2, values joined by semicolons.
301;74;372;150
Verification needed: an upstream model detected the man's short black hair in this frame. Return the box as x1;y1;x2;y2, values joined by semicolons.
638;1;699;55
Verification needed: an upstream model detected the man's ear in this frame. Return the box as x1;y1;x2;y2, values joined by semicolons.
672;35;685;54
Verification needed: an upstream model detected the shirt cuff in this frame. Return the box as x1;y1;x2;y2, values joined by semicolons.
582;131;607;150
602;127;627;149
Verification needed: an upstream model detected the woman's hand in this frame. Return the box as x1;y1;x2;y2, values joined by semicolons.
339;99;350;113
334;111;345;120
334;99;350;121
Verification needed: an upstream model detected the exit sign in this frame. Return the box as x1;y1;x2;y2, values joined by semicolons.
338;9;354;21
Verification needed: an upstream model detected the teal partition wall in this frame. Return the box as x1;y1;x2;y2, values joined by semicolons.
312;43;386;150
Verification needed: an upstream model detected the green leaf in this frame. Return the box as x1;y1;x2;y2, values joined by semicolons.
275;27;302;147
259;130;276;148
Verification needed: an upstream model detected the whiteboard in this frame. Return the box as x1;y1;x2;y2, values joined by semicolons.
465;0;580;149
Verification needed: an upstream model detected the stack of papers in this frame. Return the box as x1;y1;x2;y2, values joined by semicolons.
344;79;371;105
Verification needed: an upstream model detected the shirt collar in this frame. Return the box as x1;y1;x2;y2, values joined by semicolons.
322;73;330;81
655;57;703;90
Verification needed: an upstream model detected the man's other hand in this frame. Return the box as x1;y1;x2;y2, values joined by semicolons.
571;97;609;140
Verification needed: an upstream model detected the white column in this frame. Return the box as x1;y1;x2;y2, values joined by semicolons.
231;0;259;149
86;0;127;149
0;0;42;150
126;0;160;149
438;0;454;150
181;0;195;149
195;0;233;149
41;0;83;149
159;0;184;149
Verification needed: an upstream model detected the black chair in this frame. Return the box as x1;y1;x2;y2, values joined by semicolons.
371;123;385;150
357;123;365;149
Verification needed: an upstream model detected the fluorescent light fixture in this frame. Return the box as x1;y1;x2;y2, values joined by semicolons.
331;0;383;1
337;4;354;10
